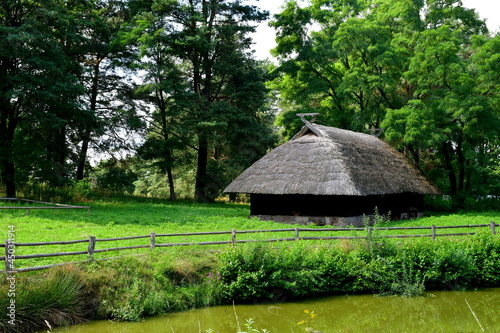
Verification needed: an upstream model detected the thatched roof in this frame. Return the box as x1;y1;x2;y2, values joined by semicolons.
224;123;439;196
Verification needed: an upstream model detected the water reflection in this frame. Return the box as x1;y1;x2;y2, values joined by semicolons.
50;288;500;332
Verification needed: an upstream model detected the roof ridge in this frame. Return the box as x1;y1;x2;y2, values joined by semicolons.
292;121;323;140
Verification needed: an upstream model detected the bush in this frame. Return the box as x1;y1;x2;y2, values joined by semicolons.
219;235;500;303
88;251;221;321
424;195;457;212
464;196;500;212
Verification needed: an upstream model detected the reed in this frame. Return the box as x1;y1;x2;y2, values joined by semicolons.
0;266;89;333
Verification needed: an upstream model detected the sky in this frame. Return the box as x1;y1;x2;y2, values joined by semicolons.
249;0;500;60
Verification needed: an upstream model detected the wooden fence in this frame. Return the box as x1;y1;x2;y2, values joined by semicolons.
0;198;91;215
1;222;497;274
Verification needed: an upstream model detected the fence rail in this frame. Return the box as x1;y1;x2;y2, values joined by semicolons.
1;222;497;273
0;198;91;215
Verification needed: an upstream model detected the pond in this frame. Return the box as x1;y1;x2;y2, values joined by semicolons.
49;288;500;333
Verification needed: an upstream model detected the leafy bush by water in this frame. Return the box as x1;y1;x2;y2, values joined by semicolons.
219;233;500;302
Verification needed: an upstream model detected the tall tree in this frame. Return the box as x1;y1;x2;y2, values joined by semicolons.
171;0;270;202
74;0;141;181
129;1;193;200
0;0;84;196
132;0;274;202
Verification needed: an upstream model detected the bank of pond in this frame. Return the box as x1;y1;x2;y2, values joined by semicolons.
1;233;499;332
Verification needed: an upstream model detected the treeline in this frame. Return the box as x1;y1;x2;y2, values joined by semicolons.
0;0;277;202
1;0;499;204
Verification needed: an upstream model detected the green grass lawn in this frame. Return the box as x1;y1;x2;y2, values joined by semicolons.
1;198;499;270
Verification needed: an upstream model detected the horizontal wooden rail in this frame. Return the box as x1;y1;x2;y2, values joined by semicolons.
155;231;233;237
1;222;497;274
156;241;233;247
0;198;91;215
12;251;89;259
13;240;89;246
98;235;151;242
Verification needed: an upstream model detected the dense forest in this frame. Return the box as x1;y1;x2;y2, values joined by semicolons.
0;0;499;206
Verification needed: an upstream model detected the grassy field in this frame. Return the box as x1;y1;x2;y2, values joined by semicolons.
1;198;499;269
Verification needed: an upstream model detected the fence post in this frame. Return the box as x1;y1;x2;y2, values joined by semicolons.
295;227;299;241
150;232;156;250
88;236;96;260
431;225;436;241
231;229;236;246
490;221;496;235
25;209;29;216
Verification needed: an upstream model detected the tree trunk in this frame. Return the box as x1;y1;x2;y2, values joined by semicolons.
77;61;100;180
1;158;16;198
456;131;465;192
195;134;209;202
442;141;457;195
76;128;91;180
0;101;18;197
165;148;176;201
408;144;421;170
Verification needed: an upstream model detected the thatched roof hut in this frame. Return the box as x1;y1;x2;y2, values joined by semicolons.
224;119;439;226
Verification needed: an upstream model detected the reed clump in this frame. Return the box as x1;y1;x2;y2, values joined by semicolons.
0;266;90;333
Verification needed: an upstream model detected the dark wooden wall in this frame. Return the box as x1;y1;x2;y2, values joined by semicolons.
250;193;424;218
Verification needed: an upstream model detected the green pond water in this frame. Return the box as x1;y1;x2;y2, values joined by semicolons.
50;288;500;333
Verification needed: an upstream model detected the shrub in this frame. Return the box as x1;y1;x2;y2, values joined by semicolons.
464;196;500;212
89;251;221;321
218;234;500;303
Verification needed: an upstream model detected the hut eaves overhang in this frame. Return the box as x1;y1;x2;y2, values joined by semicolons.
224;123;440;197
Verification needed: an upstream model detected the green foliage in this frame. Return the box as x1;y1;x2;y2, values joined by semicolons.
463;196;500;212
90;158;138;194
270;0;499;203
219;234;500;302
424;195;500;212
238;319;270;333
81;249;222;321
